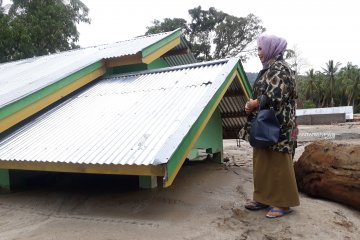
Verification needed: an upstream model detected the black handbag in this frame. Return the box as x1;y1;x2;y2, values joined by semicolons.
249;106;280;148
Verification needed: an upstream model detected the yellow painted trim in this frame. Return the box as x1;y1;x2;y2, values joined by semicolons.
142;38;181;64
235;72;250;99
102;37;181;67
0;161;165;176
0;67;106;133
164;71;238;187
105;53;143;68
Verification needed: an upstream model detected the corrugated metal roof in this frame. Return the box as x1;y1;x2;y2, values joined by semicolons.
162;37;197;66
96;31;179;59
0;58;246;166
0;30;183;108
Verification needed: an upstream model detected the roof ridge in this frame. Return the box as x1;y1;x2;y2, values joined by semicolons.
83;29;180;50
0;29;180;66
105;58;233;79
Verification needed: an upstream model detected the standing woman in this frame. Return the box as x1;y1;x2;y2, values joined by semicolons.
239;34;299;218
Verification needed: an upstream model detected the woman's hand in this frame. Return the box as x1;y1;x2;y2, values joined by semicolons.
245;99;259;114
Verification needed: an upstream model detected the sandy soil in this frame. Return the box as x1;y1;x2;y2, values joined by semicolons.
0;123;359;240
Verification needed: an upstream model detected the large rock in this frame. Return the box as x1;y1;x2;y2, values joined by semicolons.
294;141;360;210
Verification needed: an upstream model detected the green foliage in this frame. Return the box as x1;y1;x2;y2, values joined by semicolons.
145;6;265;62
322;60;341;106
146;18;189;35
338;63;360;106
303;100;316;109
354;103;360;114
295;75;307;101
0;0;90;63
298;61;360;112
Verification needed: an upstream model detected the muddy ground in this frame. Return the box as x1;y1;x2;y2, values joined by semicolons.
0;123;359;239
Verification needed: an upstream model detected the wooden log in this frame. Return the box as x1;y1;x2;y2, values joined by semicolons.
294;140;360;210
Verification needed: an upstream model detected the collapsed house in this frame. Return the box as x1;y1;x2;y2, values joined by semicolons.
0;29;251;189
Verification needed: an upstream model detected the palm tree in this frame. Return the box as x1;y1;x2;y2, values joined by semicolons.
349;73;360;106
322;60;341;107
316;72;330;107
346;67;360;106
338;63;360;107
305;69;316;102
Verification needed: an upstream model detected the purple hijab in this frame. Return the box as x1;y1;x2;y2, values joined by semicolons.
257;34;287;66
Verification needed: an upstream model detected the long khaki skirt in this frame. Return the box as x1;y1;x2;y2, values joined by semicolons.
253;148;300;207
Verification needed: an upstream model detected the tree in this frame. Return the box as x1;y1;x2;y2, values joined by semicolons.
338;63;360;106
305;69;316;101
284;45;308;76
322;60;341;107
145;6;265;62
315;71;329;107
146;18;189;35
0;0;90;63
298;61;360;111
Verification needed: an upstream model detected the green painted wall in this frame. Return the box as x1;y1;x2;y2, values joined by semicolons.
106;58;168;76
188;107;223;159
166;64;237;179
0;169;10;192
147;58;169;70
139;176;158;189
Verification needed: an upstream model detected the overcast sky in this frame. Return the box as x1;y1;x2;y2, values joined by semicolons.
4;0;360;74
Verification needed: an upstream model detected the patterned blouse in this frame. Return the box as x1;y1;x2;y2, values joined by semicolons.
239;56;298;153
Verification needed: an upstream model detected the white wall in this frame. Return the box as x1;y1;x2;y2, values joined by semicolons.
296;106;353;120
